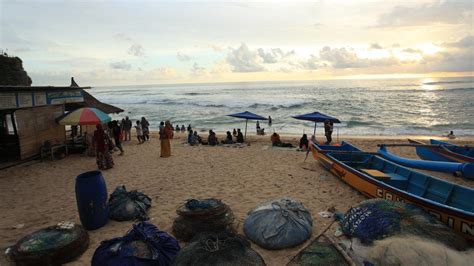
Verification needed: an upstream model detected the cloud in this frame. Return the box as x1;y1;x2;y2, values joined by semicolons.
128;44;145;57
110;61;132;70
226;43;264;72
370;43;383;49
257;48;294;64
300;55;324;70
319;46;399;69
177;52;191;61
444;35;474;48
319;47;366;68
376;1;472;27
419;35;474;72
148;67;177;79
402;48;423;54
191;62;206;75
113;33;132;42
208;44;224;52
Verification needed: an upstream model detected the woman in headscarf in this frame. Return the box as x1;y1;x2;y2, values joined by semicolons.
160;120;174;157
93;124;114;169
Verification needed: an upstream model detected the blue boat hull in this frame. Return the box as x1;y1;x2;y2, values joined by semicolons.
378;146;474;179
430;139;474;159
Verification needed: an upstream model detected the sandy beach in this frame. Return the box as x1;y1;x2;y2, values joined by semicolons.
1;133;473;265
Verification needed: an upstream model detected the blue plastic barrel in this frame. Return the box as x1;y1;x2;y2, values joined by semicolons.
75;171;109;230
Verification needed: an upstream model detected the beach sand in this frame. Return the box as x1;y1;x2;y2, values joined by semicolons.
1;133;473;265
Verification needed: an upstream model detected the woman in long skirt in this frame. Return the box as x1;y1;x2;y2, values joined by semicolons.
94;124;114;169
160;120;174;157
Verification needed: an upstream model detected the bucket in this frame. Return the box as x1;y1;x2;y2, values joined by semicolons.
75;171;109;230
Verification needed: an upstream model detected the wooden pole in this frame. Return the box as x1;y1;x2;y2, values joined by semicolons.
244;119;248;142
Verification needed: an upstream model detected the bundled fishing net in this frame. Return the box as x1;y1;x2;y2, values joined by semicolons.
6;221;89;266
347;236;474;266
172;231;266;266
243;198;313;250
172;198;236;242
109;186;152;221
91;221;180;266
339;199;468;250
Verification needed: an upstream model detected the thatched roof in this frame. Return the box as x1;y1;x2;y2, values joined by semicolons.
64;77;123;114
65;90;123;114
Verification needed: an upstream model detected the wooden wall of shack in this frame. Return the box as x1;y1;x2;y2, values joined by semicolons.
15;105;65;159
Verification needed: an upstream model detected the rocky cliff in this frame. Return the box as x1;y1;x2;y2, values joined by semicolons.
0;55;32;86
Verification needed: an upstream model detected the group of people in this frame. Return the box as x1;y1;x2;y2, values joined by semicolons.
187;128;245;146
175;124;192;133
91;116;155;169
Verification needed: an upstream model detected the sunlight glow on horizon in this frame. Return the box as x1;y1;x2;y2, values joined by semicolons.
2;0;473;86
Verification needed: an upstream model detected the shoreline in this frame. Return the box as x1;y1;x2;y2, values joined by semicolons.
153;130;474;142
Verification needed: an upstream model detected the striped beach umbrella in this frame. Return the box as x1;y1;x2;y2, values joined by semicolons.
58;107;111;125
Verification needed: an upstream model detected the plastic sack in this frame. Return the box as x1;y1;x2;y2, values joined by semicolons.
109;186;152;221
243;198;313;250
91;222;180;266
172;231;266;266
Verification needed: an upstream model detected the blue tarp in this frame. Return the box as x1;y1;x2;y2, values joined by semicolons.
227;111;268;120
292;112;340;123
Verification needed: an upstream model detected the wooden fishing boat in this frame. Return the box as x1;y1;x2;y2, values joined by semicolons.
378;145;474;179
311;142;474;241
409;139;474;163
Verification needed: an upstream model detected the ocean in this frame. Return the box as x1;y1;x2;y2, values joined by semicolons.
90;77;474;136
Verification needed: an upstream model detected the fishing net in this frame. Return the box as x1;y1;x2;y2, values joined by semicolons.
243;198;313;250
287;234;349;266
91;221;180;266
172;198;236;242
339;199;468;250
172;231;266;266
109;186;152;221
7;221;89;266
365;236;474;266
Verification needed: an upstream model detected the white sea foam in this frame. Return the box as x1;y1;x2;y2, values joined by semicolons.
93;77;474;136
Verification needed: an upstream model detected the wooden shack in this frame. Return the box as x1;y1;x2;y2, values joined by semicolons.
0;85;89;161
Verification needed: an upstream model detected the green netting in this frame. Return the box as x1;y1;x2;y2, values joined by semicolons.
9;222;89;265
287;234;348;266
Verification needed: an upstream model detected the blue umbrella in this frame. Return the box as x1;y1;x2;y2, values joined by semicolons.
292;112;341;136
227;111;267;141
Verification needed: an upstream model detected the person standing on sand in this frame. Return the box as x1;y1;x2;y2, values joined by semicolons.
135;121;144;144
268;116;272;126
141;117;150;141
93;124;114;170
324;120;331;144
123;116;132;141
160;120;174;157
112;121;124;155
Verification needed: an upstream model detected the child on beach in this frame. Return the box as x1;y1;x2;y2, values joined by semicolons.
135;121;144;144
299;134;309;151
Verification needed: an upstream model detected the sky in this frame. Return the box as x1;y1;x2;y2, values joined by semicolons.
1;0;473;86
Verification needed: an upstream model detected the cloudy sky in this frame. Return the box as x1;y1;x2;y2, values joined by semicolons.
1;0;473;86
